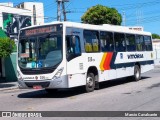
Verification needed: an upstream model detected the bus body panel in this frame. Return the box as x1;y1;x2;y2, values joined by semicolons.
18;60;69;89
17;21;154;89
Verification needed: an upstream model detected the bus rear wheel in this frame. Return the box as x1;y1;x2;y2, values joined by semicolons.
133;65;141;81
85;73;95;92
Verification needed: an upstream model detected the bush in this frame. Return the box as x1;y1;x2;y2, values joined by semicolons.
0;37;15;58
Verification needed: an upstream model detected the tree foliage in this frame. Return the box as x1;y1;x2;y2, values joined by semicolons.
81;4;122;25
152;33;160;39
0;37;15;58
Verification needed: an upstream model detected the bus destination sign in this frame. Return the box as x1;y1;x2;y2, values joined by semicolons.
25;26;56;36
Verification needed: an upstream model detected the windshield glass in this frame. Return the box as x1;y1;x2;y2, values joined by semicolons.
18;34;62;69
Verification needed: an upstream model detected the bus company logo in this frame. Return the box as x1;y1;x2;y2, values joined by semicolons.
35;76;38;80
23;77;34;79
120;53;123;59
127;54;144;59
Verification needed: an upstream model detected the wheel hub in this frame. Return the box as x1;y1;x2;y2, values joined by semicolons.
87;77;93;87
136;69;140;78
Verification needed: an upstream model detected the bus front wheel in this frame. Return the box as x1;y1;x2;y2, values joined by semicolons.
85;73;95;92
133;65;141;81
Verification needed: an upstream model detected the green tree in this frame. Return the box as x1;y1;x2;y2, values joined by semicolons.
0;37;15;58
81;4;122;25
152;33;160;39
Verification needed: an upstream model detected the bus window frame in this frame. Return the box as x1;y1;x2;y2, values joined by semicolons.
135;35;145;51
66;35;81;61
100;31;115;52
125;33;136;52
144;35;153;51
83;29;100;53
114;32;126;52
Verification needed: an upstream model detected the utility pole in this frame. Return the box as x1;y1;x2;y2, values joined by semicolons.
136;8;143;26
62;1;66;21
57;0;61;21
56;0;69;21
33;5;37;25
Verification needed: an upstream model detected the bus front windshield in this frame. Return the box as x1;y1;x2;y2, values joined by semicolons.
18;34;62;69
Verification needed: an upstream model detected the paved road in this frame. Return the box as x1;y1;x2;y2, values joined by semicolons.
1;68;160;120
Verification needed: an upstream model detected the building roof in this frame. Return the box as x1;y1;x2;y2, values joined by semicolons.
0;3;31;11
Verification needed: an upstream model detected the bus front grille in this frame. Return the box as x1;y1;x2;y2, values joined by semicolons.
20;68;55;75
25;81;50;88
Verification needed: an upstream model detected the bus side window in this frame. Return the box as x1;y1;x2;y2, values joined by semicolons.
66;35;81;61
84;30;99;52
100;31;114;52
144;36;152;51
136;35;145;51
126;34;136;51
74;36;81;54
66;36;72;53
114;33;126;52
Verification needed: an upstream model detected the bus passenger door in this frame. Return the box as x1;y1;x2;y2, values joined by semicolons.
65;32;85;87
66;35;81;62
65;27;84;75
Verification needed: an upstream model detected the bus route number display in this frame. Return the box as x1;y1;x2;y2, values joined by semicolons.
25;26;56;36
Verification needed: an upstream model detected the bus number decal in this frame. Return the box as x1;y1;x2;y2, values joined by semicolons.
88;57;95;62
79;63;83;70
40;76;45;80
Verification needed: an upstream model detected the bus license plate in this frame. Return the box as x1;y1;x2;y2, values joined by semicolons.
33;85;42;89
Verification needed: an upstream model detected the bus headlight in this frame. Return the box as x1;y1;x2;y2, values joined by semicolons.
52;68;64;80
17;71;23;81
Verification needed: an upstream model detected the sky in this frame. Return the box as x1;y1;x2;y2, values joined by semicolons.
1;0;160;34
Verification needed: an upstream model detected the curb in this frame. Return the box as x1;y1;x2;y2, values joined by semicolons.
154;65;160;68
0;86;19;91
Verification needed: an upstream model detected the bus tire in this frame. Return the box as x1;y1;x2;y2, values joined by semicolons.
45;89;58;94
95;75;99;90
133;65;141;81
86;73;95;92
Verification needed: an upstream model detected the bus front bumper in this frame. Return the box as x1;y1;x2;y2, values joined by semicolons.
18;75;68;89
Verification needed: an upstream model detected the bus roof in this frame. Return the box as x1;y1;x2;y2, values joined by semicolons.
21;21;151;36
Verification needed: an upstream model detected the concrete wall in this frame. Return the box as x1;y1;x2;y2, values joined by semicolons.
154;49;160;66
0;2;13;7
4;53;17;82
153;39;160;65
16;2;44;25
24;2;44;25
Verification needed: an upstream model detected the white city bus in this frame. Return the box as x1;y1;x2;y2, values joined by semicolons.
17;21;154;92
